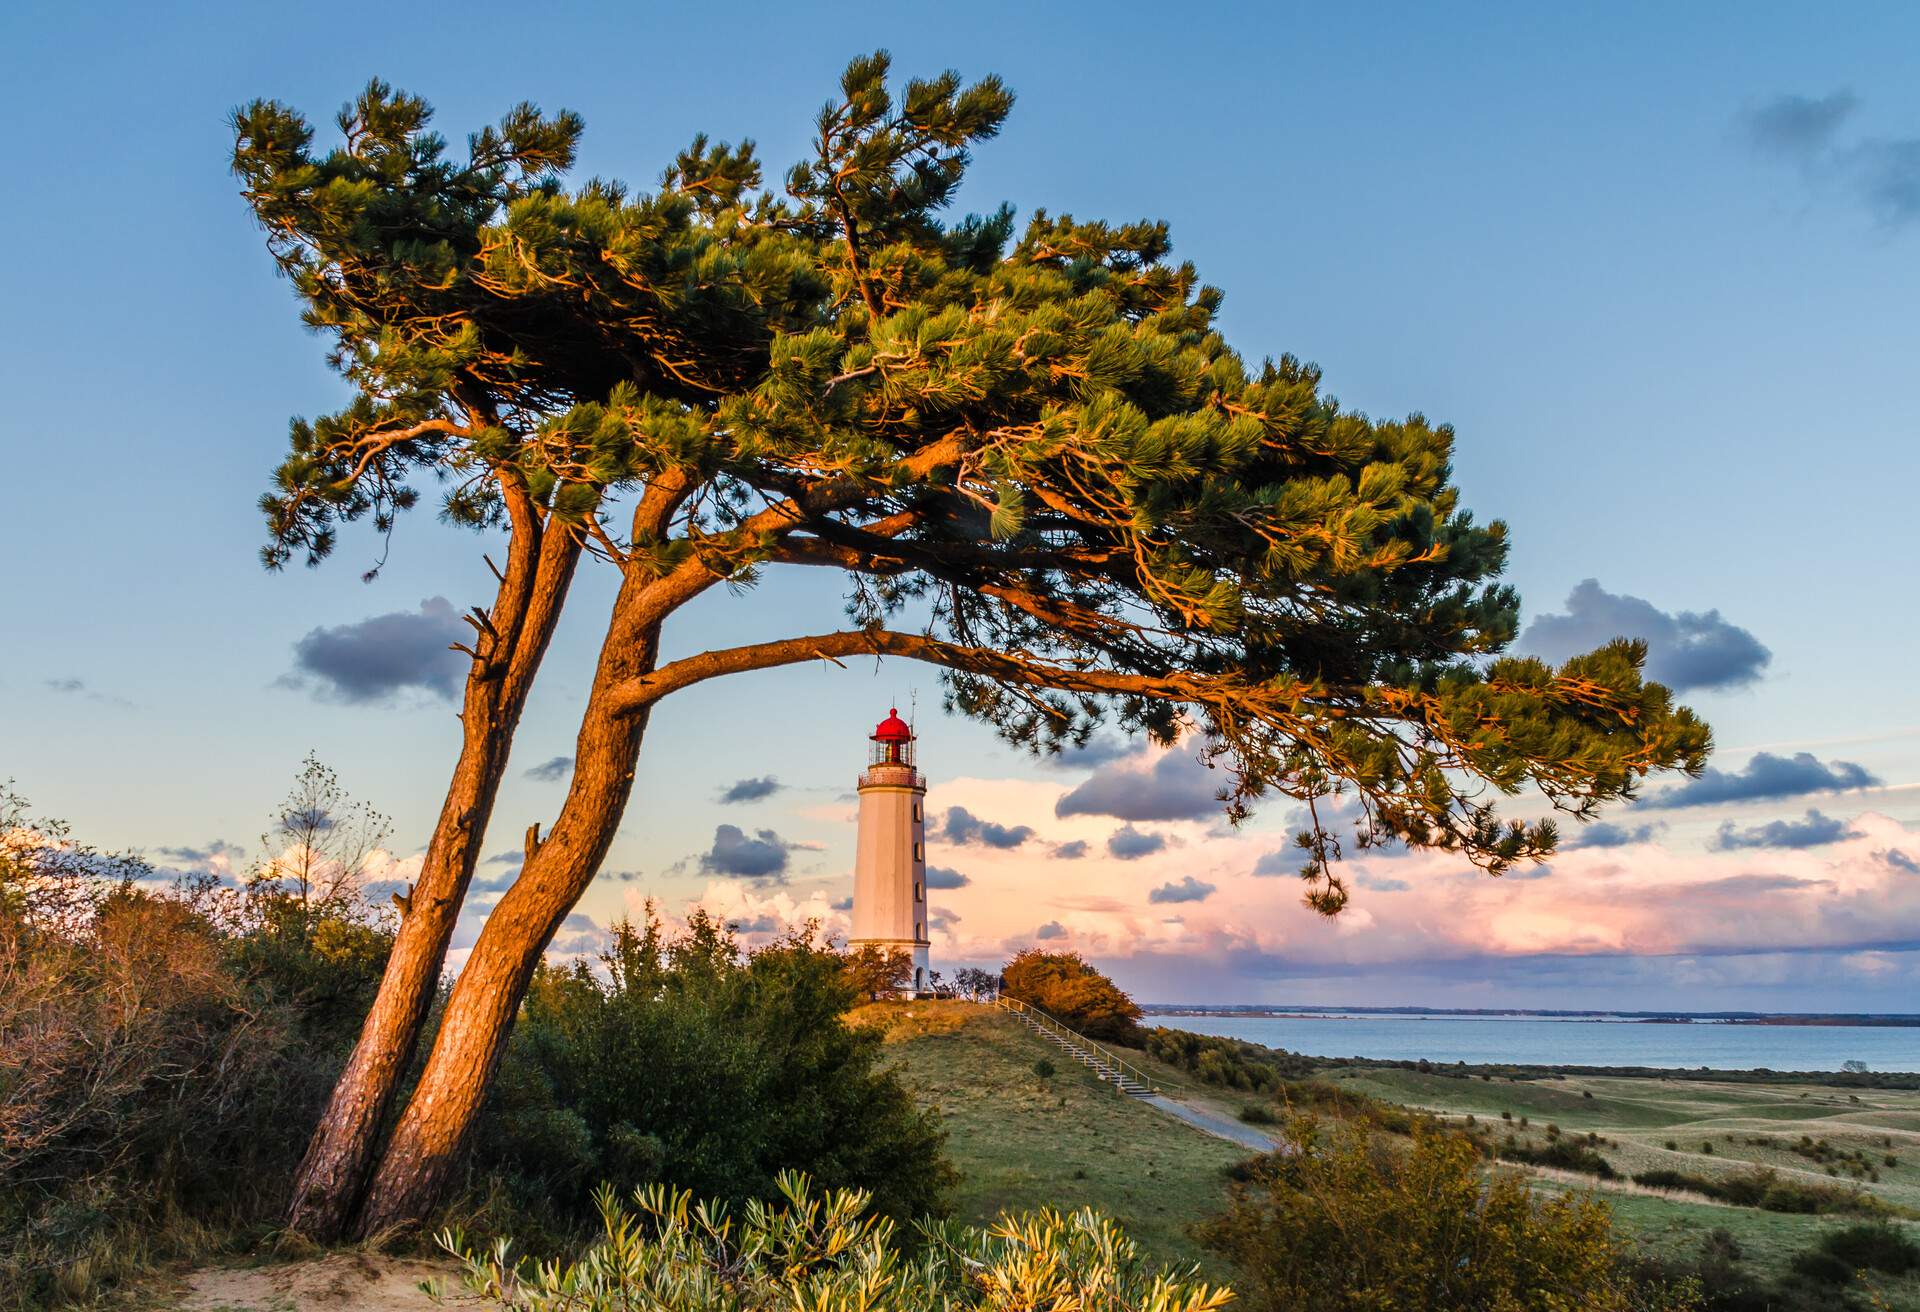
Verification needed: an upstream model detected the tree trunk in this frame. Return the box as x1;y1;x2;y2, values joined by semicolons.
352;629;660;1236
286;511;581;1241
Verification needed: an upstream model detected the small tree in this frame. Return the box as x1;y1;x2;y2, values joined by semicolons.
254;752;391;914
1001;949;1143;1043
842;944;914;1000
953;966;999;1000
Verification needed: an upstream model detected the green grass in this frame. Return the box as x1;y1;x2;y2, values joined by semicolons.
864;1009;1920;1303
855;1001;1251;1269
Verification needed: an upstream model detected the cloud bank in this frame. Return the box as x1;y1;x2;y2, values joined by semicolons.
1713;809;1857;851
719;776;783;804
281;597;467;703
1057;750;1220;823
941;805;1035;849
1740;89;1920;227
699;824;798;881
1648;751;1880;809
1520;579;1770;693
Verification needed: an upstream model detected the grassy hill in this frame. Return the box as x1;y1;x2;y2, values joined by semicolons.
853;1001;1253;1269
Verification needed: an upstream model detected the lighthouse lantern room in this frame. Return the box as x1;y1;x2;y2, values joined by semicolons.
849;707;930;994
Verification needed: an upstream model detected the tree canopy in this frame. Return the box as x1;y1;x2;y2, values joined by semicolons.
234;50;1713;1235
1001;949;1144;1043
235;54;1708;918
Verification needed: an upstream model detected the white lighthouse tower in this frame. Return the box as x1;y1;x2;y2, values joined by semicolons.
849;707;931;993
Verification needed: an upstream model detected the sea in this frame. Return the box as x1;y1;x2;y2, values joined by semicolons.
1153;1013;1920;1073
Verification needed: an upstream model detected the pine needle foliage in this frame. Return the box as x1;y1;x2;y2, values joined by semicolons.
234;52;1710;914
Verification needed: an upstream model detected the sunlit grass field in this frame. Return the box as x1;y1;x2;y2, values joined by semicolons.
853;1001;1249;1270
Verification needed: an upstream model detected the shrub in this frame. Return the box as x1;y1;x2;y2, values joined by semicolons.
999;949;1143;1042
1239;1103;1277;1125
1143;1029;1313;1092
0;784;392;1309
436;1172;1232;1312
1630;1166;1889;1217
1788;1247;1857;1286
1033;1058;1056;1079
1816;1221;1920;1276
473;909;951;1230
1198;1115;1658;1311
1497;1137;1616;1178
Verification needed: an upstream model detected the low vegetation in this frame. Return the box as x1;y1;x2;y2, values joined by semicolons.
1631;1167;1890;1217
437;1172;1232;1312
0;785;390;1308
1198;1114;1698;1311
1144;1027;1316;1091
0;787;953;1310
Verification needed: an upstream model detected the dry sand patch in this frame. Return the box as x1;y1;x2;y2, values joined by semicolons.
177;1252;486;1311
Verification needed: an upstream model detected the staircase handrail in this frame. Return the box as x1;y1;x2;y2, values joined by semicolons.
989;993;1158;1093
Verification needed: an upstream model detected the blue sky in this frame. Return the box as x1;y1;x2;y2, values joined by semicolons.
3;1;1917;1009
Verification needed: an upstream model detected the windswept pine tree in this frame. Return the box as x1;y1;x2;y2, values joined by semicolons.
234;52;1710;1237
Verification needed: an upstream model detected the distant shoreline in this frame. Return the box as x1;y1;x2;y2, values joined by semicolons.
1141;1005;1920;1028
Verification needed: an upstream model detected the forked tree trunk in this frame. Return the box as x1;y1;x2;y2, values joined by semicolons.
286;510;581;1241
353;629;660;1236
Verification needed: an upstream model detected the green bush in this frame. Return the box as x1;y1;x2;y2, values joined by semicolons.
1238;1102;1277;1125
1788;1247;1857;1286
472;910;952;1230
435;1172;1231;1312
1033;1058;1057;1079
1143;1028;1314;1092
1816;1221;1920;1276
1630;1166;1889;1217
1198;1115;1675;1311
1497;1136;1616;1178
1630;1227;1845;1312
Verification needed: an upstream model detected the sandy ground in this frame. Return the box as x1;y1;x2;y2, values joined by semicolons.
174;1253;489;1311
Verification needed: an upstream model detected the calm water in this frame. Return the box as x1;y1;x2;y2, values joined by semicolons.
1156;1014;1920;1073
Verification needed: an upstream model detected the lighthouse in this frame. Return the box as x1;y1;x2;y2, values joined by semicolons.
849;707;931;994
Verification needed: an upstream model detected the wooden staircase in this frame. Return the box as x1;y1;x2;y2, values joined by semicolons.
991;994;1156;1097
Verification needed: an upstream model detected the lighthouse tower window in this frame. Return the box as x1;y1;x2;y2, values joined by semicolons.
913;840;923;860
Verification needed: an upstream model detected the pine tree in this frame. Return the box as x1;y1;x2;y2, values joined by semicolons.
235;53;1710;1237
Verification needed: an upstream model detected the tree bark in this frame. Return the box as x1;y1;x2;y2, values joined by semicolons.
285;500;581;1241
352;625;660;1236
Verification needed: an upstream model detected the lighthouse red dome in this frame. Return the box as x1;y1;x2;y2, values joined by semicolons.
871;707;913;742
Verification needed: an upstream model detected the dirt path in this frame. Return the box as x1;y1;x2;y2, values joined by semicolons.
1143;1093;1282;1152
175;1253;488;1311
